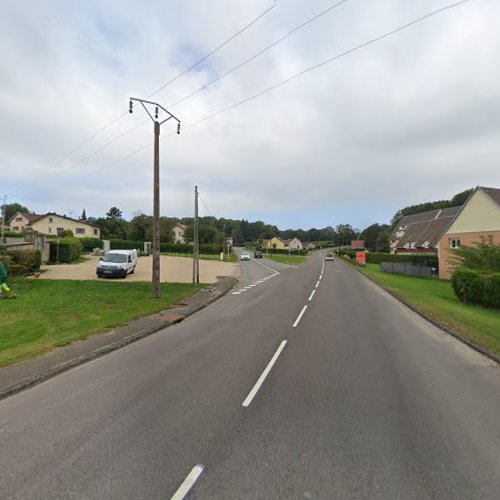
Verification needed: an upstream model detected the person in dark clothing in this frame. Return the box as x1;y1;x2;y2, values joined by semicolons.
0;260;15;298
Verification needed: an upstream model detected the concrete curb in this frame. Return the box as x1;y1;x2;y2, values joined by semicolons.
0;276;238;401
338;258;500;365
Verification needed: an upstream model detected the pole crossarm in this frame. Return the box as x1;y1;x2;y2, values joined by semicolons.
129;97;181;128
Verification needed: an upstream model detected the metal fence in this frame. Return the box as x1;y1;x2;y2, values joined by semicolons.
380;262;433;279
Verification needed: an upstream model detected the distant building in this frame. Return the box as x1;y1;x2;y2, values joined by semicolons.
438;187;500;279
350;240;365;249
389;207;460;255
284;237;303;250
173;223;188;243
262;237;285;250
9;212;100;238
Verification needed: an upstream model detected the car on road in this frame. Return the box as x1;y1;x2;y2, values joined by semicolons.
240;253;251;261
325;253;334;261
97;249;137;278
254;250;262;258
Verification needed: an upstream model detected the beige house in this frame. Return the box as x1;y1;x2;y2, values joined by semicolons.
284;237;303;249
262;237;286;250
173;223;187;243
9;211;100;238
438;187;500;279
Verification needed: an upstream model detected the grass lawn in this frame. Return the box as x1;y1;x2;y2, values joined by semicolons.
263;254;307;265
0;279;204;367
350;262;500;357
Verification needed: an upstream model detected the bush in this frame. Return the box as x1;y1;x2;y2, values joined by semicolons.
452;268;500;309
260;248;308;256
48;238;82;263
1;231;24;238
6;249;42;273
110;239;143;251
366;252;438;268
80;237;104;252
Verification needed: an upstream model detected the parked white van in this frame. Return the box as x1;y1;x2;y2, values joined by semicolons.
96;249;138;278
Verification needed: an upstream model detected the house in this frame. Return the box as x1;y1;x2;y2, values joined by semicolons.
9;211;100;238
173;223;187;243
284;237;303;250
8;212;43;233
389;207;461;255
438;187;500;280
262;237;285;250
350;240;365;249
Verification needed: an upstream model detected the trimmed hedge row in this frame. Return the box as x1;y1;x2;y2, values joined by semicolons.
109;239;224;255
260;248;309;256
451;269;500;309
80;237;104;252
49;238;82;263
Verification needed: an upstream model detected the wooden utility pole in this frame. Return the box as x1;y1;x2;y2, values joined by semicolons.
129;97;181;298
192;186;199;284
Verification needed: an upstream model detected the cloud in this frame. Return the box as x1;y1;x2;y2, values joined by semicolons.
1;0;499;230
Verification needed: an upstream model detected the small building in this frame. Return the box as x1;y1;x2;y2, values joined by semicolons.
262;237;285;250
9;212;100;238
350;240;365;249
389;207;460;255
284;237;303;250
172;224;187;244
438;186;500;280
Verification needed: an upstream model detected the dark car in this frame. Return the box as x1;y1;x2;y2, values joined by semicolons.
254;250;262;258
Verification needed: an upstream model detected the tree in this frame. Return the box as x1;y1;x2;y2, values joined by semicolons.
2;203;30;222
375;226;392;253
450;237;500;273
106;207;123;220
80;209;87;220
334;224;358;247
360;223;389;252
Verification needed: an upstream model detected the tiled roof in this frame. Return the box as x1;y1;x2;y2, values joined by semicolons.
391;206;461;249
481;187;500;206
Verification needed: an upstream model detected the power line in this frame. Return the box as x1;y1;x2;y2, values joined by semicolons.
167;0;352;109
6;3;277;198
26;0;474;187
146;3;277;99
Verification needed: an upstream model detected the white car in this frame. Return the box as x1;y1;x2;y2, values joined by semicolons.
240;253;251;261
325;253;334;261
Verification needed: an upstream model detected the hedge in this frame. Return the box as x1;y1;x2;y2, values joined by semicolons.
109;239;224;255
110;239;143;251
1;231;24;238
451;268;500;309
365;252;438;268
80;237;104;252
260;248;309;256
48;238;82;263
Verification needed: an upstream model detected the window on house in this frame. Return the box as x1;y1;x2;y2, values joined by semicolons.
423;241;430;248
410;242;416;249
76;228;85;234
450;238;460;249
16;217;22;222
48;227;52;233
49;217;53;223
94;229;98;235
13;226;19;231
404;243;410;249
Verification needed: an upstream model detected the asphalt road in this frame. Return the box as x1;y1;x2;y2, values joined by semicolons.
1;252;499;499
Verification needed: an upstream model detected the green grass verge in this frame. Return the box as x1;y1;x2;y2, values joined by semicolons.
263;254;307;265
0;279;204;367
350;262;500;357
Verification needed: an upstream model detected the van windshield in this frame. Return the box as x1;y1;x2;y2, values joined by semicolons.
103;254;127;263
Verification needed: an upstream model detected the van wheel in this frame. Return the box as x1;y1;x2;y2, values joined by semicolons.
131;266;135;274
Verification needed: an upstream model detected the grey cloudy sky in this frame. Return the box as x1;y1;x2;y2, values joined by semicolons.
1;0;499;230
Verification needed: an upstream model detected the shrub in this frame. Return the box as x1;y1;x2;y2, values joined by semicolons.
260;248;308;256
1;231;24;238
110;239;143;251
80;237;104;252
449;237;500;273
6;249;42;273
60;229;74;238
48;238;82;263
451;268;500;309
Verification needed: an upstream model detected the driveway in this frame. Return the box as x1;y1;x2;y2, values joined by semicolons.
38;255;240;283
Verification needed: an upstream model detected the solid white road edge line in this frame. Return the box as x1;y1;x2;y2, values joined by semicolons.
170;464;204;500
308;290;316;302
293;305;308;328
242;340;288;407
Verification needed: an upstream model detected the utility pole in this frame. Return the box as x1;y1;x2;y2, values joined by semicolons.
192;186;199;284
1;195;6;244
129;97;180;298
222;222;226;261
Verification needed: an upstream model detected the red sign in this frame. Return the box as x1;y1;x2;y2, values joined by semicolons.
356;251;366;266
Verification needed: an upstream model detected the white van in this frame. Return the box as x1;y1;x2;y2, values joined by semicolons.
96;249;138;278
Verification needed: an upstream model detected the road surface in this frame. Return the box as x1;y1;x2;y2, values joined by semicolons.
1;251;499;499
